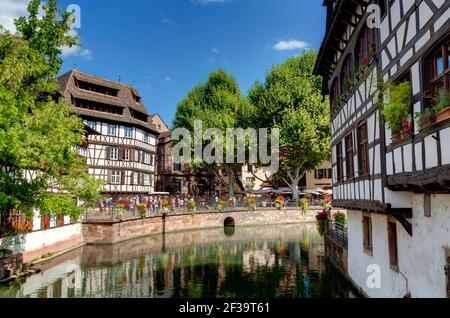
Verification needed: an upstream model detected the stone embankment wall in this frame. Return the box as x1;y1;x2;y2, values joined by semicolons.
82;209;346;245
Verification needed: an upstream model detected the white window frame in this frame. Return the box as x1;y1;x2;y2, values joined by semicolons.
124;149;131;161
124;127;132;139
143;174;150;186
111;171;121;185
86;120;97;131
144;152;150;165
110;148;119;161
107;124;117;136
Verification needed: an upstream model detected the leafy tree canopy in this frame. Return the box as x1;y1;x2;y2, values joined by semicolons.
249;51;330;201
0;0;103;224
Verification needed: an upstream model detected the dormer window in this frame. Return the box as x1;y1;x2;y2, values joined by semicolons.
132;91;141;103
75;78;119;97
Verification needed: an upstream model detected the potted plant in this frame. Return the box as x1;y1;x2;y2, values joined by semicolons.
216;199;225;211
315;209;329;236
416;90;450;130
137;203;147;218
334;211;346;226
248;197;257;212
161;199;170;215
274;196;284;210
381;80;412;141
187;199;196;214
114;203;125;221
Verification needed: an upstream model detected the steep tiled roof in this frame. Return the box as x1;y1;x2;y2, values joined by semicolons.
57;70;159;134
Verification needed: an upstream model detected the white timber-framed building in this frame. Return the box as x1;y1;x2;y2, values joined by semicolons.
315;0;449;297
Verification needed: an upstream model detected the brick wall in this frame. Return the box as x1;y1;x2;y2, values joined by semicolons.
82;209;326;245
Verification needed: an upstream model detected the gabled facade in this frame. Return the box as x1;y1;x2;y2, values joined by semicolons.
58;70;159;196
315;0;449;297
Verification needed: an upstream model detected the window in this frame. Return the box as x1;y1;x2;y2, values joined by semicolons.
86;120;97;131
74;98;123;115
388;221;399;269
330;78;340;107
144;153;151;165
357;123;369;176
143;174;151;186
424;38;449;101
131;172;138;186
107;124;117;136
355;26;375;67
377;0;387;19
144;132;150;143
41;215;50;230
173;163;182;172
56;215;65;227
75;78;119;97
336;142;344;181
124;149;131;161
345;133;355;179
363;216;373;254
111;171;121;185
124;127;132;139
246;177;255;185
341;54;353;93
109;148;119;161
130;109;148;122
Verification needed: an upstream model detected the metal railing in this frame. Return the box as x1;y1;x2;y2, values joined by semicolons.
83;199;321;223
327;220;348;248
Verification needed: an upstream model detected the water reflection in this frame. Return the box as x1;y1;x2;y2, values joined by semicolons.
0;223;356;298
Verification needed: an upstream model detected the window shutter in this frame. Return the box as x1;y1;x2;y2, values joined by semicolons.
107;170;112;183
106;147;110;160
121;171;125;185
119;148;124;161
140;173;144;186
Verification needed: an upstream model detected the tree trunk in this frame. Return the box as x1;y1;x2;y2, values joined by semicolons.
291;184;300;202
227;169;235;198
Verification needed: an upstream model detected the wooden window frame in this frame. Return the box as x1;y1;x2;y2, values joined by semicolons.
388;220;399;271
424;38;449;101
345;132;355;179
362;215;373;255
357;122;369;177
355;26;375;67
336;141;344;182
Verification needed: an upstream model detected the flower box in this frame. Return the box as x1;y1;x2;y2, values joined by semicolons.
391;121;412;142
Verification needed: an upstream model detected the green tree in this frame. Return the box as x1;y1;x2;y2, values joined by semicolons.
249;51;330;201
173;69;254;197
0;0;103;227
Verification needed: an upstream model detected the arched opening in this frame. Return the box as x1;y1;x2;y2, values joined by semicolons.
224;217;235;228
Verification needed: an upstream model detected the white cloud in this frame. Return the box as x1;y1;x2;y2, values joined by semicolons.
273;40;309;51
211;48;220;54
0;0;93;61
0;0;29;33
162;18;178;26
192;0;232;6
164;76;172;82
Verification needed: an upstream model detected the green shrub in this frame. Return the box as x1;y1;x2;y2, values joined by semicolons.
382;81;412;134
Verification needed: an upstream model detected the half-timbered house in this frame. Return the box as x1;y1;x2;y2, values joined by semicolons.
57;70;159;198
315;0;449;297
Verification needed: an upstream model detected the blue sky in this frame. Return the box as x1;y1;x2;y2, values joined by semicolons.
1;0;327;127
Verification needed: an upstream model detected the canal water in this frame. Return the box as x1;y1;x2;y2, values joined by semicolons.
0;223;357;298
